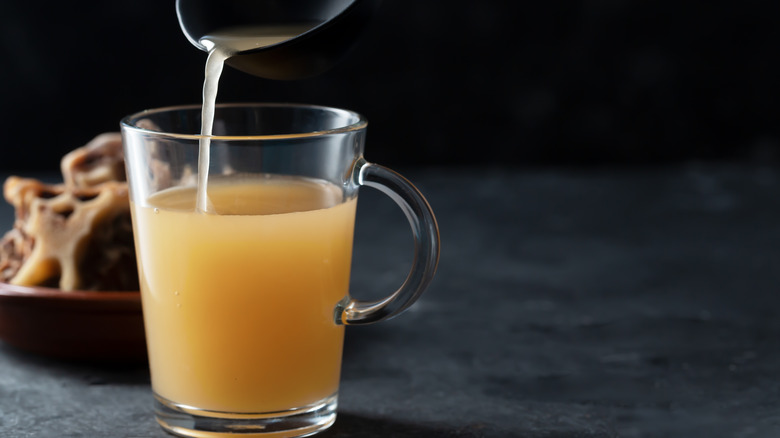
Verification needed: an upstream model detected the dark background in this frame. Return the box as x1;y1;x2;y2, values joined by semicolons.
0;1;779;171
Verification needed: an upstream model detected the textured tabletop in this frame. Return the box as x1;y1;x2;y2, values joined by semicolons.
1;165;779;437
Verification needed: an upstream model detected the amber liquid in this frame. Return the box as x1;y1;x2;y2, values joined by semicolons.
132;175;356;413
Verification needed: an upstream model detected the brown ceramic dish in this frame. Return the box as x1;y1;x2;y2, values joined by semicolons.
0;282;145;361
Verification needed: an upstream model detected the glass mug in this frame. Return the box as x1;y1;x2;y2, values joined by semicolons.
120;103;439;437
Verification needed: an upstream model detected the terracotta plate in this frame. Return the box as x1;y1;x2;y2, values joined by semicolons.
0;282;146;361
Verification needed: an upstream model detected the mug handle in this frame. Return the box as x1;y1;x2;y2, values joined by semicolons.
335;158;441;325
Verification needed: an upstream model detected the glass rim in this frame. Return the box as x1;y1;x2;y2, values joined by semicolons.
120;102;368;141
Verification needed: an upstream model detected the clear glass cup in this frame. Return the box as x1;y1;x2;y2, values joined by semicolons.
120;103;439;437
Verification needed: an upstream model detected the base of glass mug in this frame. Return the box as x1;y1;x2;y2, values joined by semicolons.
153;392;338;438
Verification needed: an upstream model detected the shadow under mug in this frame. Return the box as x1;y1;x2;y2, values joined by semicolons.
120;103;440;437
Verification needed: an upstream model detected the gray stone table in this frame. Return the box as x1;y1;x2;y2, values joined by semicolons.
1;165;780;437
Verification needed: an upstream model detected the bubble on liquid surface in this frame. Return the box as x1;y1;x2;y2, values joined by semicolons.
154;208;160;214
